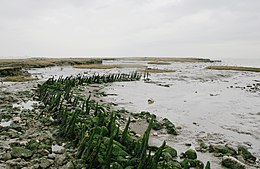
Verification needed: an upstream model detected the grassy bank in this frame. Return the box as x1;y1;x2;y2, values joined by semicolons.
2;75;38;82
0;58;102;68
147;61;171;65
142;68;176;73
207;66;260;72
142;57;214;63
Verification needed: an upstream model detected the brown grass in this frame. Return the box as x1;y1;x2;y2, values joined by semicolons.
0;67;21;71
142;57;213;63
3;75;38;82
147;61;171;65
0;58;102;68
141;68;176;73
207;66;260;72
73;64;146;69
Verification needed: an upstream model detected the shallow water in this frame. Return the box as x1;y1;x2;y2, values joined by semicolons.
100;60;260;167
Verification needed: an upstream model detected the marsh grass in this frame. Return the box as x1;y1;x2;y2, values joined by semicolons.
0;58;102;68
142;57;213;63
3;75;38;82
141;68;176;73
147;61;171;65
207;66;260;72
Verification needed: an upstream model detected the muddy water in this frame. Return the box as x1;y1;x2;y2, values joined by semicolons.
101;60;260;167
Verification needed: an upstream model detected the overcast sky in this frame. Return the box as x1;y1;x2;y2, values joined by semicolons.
0;0;259;59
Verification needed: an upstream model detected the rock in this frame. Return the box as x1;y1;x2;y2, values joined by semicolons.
38;144;52;153
7;128;19;138
148;99;155;104
6;158;21;167
209;144;237;156
237;155;246;164
135;134;141;138
180;159;191;168
0;164;6;169
163;146;177;158
6;158;29;168
162;118;177;135
162;152;173;162
193;122;199;126
152;132;158;136
200;142;208;150
0;141;10;150
55;154;67;166
47;153;56;159
197;143;208;153
52;144;65;154
130;119;137;123
26;139;39;151
3;152;12;160
185;143;192;147
166;126;177;135
222;156;245;169
11;147;33;159
238;145;256;163
185;149;197;160
165;160;182;169
40;158;53;169
38;149;50;156
189;159;204;169
152;120;163;130
62;161;75;169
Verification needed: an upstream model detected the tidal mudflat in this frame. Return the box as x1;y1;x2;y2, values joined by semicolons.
0;57;259;168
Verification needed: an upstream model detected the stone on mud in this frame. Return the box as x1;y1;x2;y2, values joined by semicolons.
148;99;155;104
11;147;33;159
185;149;197;160
162;118;177;135
222;156;245;169
3;152;12;160
26;139;39;151
152;120;163;130
40;158;53;169
209;144;237;156
55;154;67;166
163;146;177;158
238;145;256;163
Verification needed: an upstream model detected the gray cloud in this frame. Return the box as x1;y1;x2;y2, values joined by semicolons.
0;0;259;58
